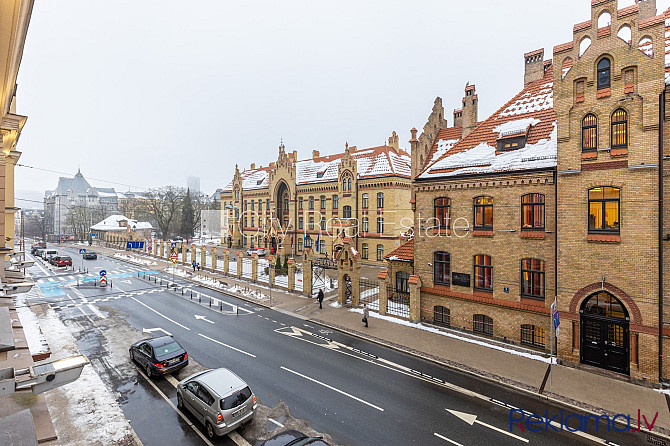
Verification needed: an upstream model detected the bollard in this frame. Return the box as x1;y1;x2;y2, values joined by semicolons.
190;290;193;298
209;297;212;307
181;288;184;295
199;293;201;303
219;302;222;311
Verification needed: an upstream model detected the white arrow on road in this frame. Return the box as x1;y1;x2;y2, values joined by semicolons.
120;279;133;285
446;409;528;443
194;315;214;324
142;327;172;336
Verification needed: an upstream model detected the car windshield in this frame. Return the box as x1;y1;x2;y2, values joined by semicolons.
61;257;71;261
154;341;182;358
220;386;252;410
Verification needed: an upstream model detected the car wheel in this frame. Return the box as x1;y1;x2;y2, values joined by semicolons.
145;364;152;378
129;350;134;363
177;393;183;409
206;422;215;439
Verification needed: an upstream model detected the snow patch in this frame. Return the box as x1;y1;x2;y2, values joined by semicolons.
492;118;540;137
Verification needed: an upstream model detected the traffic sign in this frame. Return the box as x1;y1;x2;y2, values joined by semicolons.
171;242;177;248
90;233;97;237
79;249;86;254
170;250;178;265
100;276;107;287
551;299;560;337
126;241;145;249
99;270;107;277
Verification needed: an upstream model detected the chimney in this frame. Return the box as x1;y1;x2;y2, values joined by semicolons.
250;163;256;170
636;0;656;20
453;109;463;128
312;150;320;159
524;49;544;86
461;83;478;139
388;131;400;153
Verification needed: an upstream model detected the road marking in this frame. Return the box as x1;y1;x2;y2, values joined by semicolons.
447;409;528;443
280;366;383;412
87;304;105;318
47;278;55;282
164;374;180;388
268;418;284;428
194;314;214;324
142;327;172;336
197;333;256;358
134;366;214;446
434;433;463;446
129;296;190;331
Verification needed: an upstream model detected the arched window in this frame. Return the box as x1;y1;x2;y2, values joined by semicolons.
361;216;368;233
434;252;450;286
343;205;352;219
474;255;492;291
361;243;368;259
348;178;352;191
434;197;451;229
473;196;493;229
309;196;314;210
521;259;545;299
320;195;326;209
521;194;545;230
582;114;597;151
377;192;384;208
588;187;620;233
521;324;546;347
611;109;628;148
396;271;410;293
376;244;384;261
597;58;610;90
362;193;369;208
473;314;493;335
434;306;450;327
581;291;627;319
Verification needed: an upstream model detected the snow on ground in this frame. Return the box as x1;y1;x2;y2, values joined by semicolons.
25;302;135;444
15;292;50;355
114;252;157;266
349;307;553;363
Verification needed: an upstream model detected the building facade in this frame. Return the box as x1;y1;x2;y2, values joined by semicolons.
220;134;412;262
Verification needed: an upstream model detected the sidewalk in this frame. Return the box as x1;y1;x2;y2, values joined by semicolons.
103;245;670;437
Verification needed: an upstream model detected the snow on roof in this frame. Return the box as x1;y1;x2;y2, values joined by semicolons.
422;126;463;172
90;214;152;231
419;65;556;179
96;190;119;198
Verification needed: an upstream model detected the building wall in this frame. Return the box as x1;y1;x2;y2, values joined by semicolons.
553;0;664;381
414;171;555;348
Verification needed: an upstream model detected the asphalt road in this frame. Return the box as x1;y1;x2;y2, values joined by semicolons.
24;244;653;446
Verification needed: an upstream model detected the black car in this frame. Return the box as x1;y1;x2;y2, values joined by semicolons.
30;244;46;255
260;430;328;446
129;336;188;377
83;251;97;260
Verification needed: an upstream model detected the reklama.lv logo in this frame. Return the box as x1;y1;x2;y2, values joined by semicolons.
510;409;658;433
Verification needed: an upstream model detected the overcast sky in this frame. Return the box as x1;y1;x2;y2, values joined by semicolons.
14;0;668;206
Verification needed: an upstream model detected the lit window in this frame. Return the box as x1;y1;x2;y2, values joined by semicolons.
521;324;546;347
582;114;597;151
588;187;620;233
611;109;627;148
434;197;450;229
474;255;492;291
474;197;493;229
521;194;545;230
434;252;450;286
521;259;545;299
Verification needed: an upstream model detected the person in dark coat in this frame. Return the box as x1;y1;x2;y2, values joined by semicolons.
317;289;324;309
192;260;196;271
362;304;369;327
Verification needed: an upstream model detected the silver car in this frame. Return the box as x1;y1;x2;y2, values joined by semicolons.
177;368;257;439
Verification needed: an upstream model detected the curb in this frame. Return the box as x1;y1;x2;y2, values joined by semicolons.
100;246;670;442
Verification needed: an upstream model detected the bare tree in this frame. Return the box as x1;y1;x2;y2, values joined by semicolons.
145;187;183;239
66;204;105;240
24;213;46;240
192;191;213;233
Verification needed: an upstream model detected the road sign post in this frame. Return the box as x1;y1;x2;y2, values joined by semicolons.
79;249;86;271
550;297;560;392
170;250;178;283
99;269;107;287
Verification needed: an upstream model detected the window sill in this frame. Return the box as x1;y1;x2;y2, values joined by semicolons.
473;289;493;298
430;228;451;236
596;88;611;98
581;151;597;160
587;233;620;243
520;230;546;239
624;84;634;94
610;147;628;157
472;229;493;237
576;93;584;103
433;283;451;290
520;296;546;305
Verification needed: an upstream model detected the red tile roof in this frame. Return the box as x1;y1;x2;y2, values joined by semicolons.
553;41;573;54
421;126;462;172
640;14;665;29
618;3;638;18
573;20;591;32
384;238;414;262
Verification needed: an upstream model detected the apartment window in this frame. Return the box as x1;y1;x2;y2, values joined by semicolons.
362;217;369;233
582;114;597;151
348;178;352;190
396;271;410;293
434;197;451;229
343;205;352;219
256;200;261;212
309;217;314;230
244;217;248;228
309;196;314;210
376;244;384;261
521;324;546;348
244;201;248;211
474;196;493;229
320;195;326;209
597;58;610;90
362;243;369;259
611;109;628;148
251;217;255;227
298;217;303;229
332;195;338;209
283;198;289;211
251;201;254;211
434;306;450;327
521;259;545;300
258;235;262;246
298;238;303;251
473;314;493;336
434;252;450;286
299;198;303;210
320;216;326;231
320;240;326;253
376;217;384;234
377;192;384;209
266;198;270;210
474;255;492;291
362;193;369;208
588;187;620;233
521;194;545;230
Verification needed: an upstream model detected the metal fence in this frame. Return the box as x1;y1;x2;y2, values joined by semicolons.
386;285;410;319
241;257;253;280
359;279;379;307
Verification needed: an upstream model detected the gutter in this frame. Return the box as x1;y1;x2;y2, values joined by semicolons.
660;90;665;383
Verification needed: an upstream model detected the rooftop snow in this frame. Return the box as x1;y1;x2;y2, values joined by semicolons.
493;118;540;137
499;83;553;117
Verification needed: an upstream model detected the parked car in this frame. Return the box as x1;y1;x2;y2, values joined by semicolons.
53;256;72;267
256;248;267;257
130;336;188;377
83;251;97;260
42;249;58;261
260;430;328;446
33;247;45;258
177;368;256;439
30;244;46;255
246;248;256;256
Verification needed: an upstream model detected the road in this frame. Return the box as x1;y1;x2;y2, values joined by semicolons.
24;243;652;446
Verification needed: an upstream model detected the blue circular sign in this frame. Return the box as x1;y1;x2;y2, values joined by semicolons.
100;270;107;277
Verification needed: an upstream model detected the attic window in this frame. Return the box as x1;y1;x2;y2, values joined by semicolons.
256;180;263;185
316;171;325;178
497;135;527;151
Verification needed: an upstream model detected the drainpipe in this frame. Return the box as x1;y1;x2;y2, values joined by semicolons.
659;90;665;383
554;168;558;358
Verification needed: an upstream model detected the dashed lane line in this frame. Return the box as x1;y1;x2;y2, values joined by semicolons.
268;418;284;428
129;296;190;331
197;333;256;358
434;433;463;446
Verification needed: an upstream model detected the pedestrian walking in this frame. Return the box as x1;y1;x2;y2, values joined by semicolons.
192;260;196;271
197;262;201;271
317;289;324;309
362;304;369;327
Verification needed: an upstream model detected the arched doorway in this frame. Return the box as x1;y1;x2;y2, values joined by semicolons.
580;291;629;375
276;182;290;231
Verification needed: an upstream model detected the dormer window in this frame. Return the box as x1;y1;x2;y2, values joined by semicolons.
497;135;526;151
597;58;610;90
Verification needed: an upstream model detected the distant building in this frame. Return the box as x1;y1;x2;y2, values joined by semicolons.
44;169;119;239
187;176;200;194
90;214;153;240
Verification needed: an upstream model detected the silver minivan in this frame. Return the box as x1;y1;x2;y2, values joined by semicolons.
177;368;257;439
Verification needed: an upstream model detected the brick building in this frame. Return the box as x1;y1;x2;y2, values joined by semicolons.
220;134;412;263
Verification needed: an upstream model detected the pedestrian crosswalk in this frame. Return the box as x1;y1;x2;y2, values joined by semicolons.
33;266;147;284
